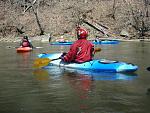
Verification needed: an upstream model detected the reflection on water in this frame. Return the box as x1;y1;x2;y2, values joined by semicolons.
33;69;49;80
33;67;94;111
64;73;93;111
17;52;31;68
37;65;138;81
33;66;138;112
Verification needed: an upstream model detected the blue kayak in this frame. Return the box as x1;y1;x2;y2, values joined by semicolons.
38;53;138;73
50;41;73;45
92;40;119;45
50;40;119;45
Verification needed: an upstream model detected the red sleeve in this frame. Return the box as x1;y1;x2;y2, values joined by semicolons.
63;43;78;62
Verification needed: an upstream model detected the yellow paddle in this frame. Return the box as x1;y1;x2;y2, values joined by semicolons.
33;57;60;68
33;48;102;68
94;47;101;53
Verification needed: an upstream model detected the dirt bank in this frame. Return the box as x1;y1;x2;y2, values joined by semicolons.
0;33;149;43
0;0;150;41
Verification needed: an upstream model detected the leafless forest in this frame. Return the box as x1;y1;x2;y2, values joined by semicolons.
0;0;150;40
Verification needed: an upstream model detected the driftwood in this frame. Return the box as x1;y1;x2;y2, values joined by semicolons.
82;19;109;36
95;21;109;29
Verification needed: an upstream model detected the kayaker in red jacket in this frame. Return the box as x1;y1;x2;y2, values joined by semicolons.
61;27;94;63
20;36;33;48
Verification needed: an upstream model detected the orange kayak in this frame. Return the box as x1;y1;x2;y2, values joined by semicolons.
16;47;32;53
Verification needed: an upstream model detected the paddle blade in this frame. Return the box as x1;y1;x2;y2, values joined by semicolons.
33;58;51;68
95;48;101;52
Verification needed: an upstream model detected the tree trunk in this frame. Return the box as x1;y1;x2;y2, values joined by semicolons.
32;7;44;35
24;0;44;35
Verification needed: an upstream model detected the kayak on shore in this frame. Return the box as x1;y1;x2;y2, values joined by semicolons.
16;47;33;53
37;53;138;73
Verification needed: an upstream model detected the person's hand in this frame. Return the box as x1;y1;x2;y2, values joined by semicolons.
59;52;67;59
94;48;101;52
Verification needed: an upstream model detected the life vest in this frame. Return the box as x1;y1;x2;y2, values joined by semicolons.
22;40;30;47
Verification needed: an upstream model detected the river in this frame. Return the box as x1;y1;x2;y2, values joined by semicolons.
0;41;150;113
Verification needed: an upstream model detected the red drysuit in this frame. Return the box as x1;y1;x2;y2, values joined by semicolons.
62;39;94;63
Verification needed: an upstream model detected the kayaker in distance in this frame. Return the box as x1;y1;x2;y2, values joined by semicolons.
94;36;100;42
60;26;95;63
56;36;69;42
20;36;34;48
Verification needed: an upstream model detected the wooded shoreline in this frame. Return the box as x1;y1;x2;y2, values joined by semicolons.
0;0;150;42
0;34;149;43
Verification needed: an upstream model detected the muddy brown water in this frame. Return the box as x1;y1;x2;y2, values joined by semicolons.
0;41;150;113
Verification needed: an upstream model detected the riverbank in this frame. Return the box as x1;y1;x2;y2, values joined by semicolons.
1;0;150;44
0;34;50;43
0;34;150;43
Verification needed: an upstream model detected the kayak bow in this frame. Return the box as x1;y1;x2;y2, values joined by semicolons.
16;47;32;53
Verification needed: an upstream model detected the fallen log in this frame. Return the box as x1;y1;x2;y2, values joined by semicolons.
82;20;105;34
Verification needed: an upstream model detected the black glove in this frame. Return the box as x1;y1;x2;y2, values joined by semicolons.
59;52;67;59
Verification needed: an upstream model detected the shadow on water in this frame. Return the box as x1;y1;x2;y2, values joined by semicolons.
147;67;150;71
146;67;150;95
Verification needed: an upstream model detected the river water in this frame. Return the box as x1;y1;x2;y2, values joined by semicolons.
0;41;150;113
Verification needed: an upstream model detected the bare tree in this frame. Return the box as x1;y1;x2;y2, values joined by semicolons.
24;0;44;35
106;0;117;20
144;0;149;17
